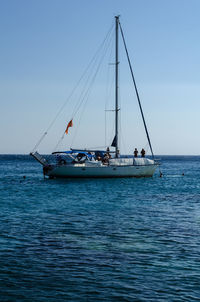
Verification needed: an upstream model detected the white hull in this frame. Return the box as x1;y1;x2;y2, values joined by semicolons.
44;163;158;178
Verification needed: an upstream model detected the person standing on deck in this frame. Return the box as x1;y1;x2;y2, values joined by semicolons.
134;148;138;157
141;148;145;157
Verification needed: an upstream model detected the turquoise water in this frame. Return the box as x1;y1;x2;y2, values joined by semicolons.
0;155;200;301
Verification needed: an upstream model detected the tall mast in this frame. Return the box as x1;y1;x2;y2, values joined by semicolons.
115;16;119;158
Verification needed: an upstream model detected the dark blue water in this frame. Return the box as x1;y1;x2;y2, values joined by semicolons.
0;155;200;301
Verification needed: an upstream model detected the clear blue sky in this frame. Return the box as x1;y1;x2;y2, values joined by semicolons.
1;0;200;155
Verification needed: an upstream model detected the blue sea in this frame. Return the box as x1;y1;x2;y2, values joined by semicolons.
0;155;200;301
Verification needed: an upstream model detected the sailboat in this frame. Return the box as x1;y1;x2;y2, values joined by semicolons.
30;16;158;178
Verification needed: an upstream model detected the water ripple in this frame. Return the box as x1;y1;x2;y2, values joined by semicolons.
0;155;200;300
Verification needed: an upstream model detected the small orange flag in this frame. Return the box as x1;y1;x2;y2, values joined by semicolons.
65;119;73;134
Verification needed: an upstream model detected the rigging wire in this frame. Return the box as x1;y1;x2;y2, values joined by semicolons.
105;38;115;147
72;27;114;119
54;23;115;151
70;28;115;149
119;21;155;159
32;21;115;153
105;109;107;147
108;117;115;147
119;105;128;156
72;35;112;118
